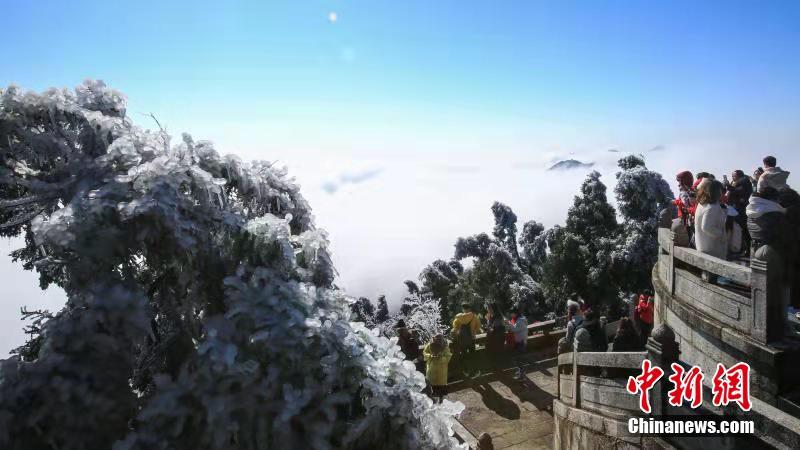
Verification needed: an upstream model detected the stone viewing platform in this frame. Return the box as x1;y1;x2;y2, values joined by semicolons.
545;227;800;449
447;358;558;449
654;227;800;409
445;226;800;449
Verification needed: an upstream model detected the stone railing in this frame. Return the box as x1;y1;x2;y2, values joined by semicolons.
420;315;567;353
554;324;800;449
556;350;647;420
438;316;567;387
656;227;783;344
551;326;680;449
472;315;567;348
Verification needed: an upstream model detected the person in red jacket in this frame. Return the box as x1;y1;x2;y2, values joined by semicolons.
635;294;654;346
675;171;697;222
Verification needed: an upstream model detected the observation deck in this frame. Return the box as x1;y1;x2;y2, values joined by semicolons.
445;227;800;449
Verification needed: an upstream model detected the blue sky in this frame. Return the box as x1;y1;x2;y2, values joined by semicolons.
2;1;800;354
5;0;800;142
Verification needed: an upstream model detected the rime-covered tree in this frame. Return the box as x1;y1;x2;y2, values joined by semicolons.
0;81;464;450
542;171;619;312
375;295;390;323
417;259;464;322
491;201;519;259
518;220;546;279
351;296;377;326
447;203;543;320
565;171;618;243
611;155;675;294
397;292;447;344
419;259;462;303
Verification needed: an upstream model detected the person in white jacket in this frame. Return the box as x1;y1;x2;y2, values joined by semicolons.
506;307;528;380
757;156;790;191
694;179;728;267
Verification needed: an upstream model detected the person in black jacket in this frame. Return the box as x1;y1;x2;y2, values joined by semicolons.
725;170;754;211
575;310;608;353
484;302;507;370
724;170;754;253
611;317;642;352
607;317;642;378
395;320;422;367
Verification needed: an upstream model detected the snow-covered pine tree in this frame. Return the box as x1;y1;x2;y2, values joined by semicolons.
351;296;377;326
612;155;675;295
398;292;447;344
375;295;390;324
418;258;463;322
449;203;543;319
518;219;546;279
0;81;464;450
542;171;619;313
490;201;519;259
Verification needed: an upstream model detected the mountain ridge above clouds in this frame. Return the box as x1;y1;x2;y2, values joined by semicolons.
547;159;595;171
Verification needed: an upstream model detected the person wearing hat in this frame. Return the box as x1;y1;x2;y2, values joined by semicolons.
423;334;451;403
395;319;421;367
675;170;696;218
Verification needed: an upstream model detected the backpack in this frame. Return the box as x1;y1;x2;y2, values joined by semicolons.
457;318;474;351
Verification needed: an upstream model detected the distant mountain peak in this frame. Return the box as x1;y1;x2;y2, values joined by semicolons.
548;159;594;171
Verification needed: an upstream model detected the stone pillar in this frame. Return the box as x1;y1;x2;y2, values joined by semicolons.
572;349;581;409
646;324;680;418
658;207;674;229
751;245;784;343
664;228;681;295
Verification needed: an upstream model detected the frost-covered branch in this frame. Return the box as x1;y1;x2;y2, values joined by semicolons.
0;81;464;450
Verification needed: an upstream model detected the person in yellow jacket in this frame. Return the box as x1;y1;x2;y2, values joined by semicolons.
423;334;451;403
451;304;481;336
451;303;481;377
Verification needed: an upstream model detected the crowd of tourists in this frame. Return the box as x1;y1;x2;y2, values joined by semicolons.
397;155;798;402
397;297;656;402
672;155;799;337
674;155;795;267
393;303;534;403
558;294;654;355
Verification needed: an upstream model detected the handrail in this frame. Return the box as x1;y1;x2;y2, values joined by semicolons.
659;228;751;285
672;246;751;285
557;350;648;410
557;351;646;370
473;315;566;344
428;315;567;350
656;227;780;344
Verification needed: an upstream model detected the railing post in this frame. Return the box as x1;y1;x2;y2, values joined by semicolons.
751;245;784;344
666;231;677;295
556;358;560;400
572;349;580;408
751;258;768;344
646;324;679;417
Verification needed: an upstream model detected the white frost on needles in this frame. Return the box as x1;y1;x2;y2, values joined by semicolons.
0;80;465;450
